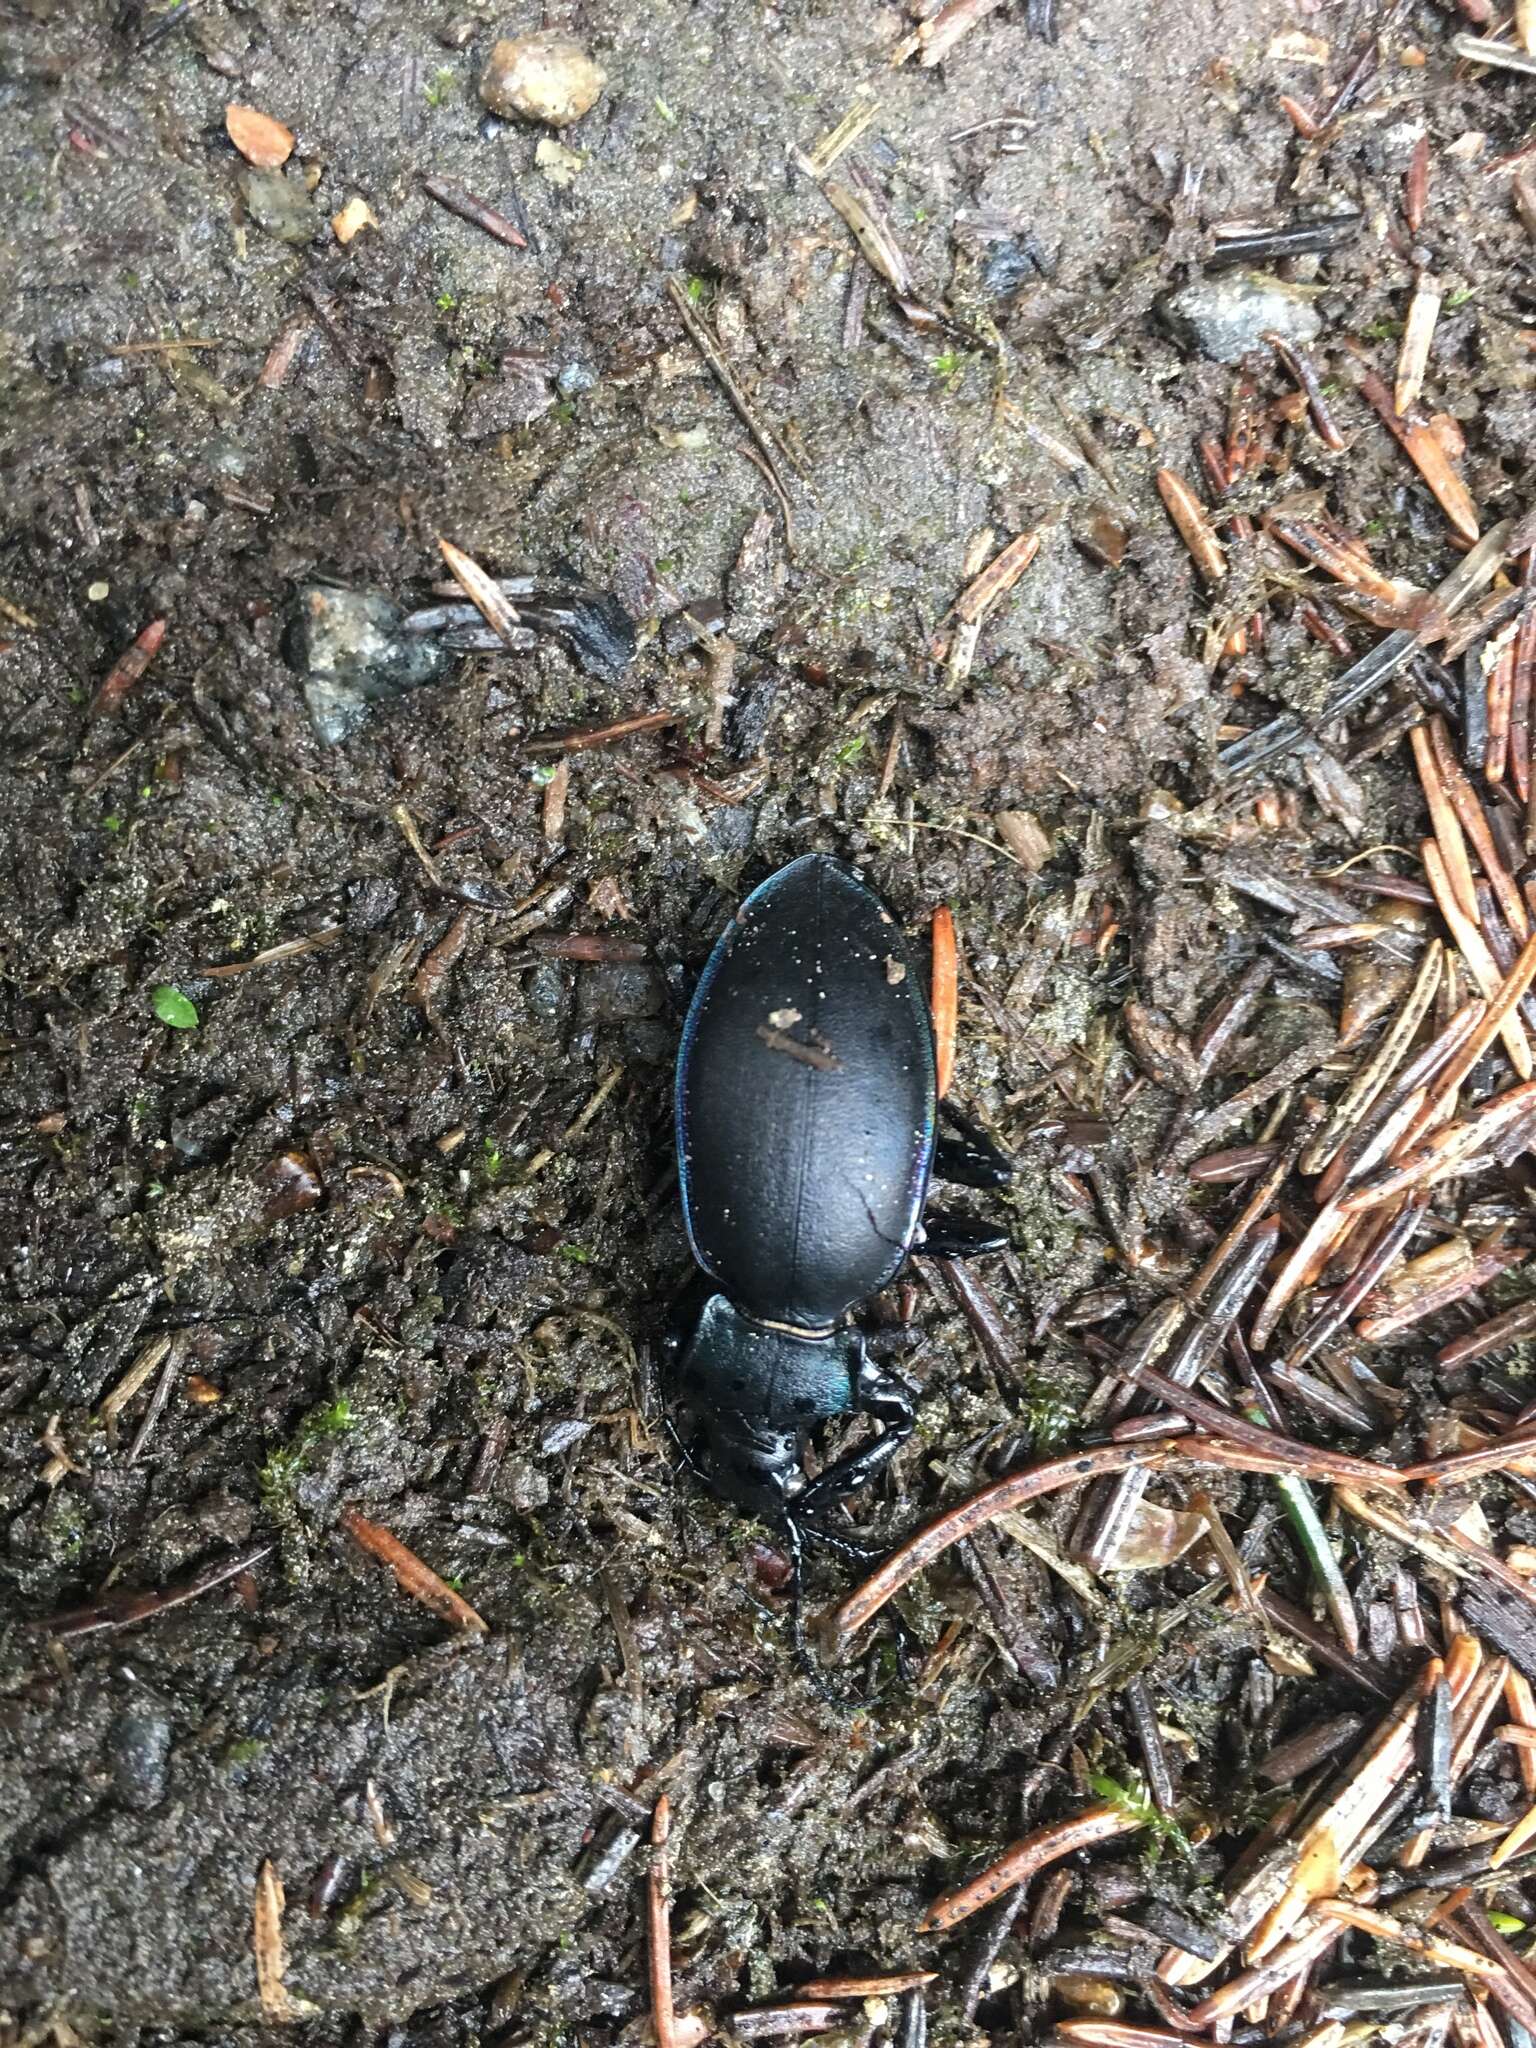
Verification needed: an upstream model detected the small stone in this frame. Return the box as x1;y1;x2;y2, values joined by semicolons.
239;167;320;245
108;1709;173;1813
282;585;449;743
1159;271;1321;362
87;580;110;602
535;135;584;185
331;195;378;245
225;103;294;169
556;360;597;398
480;32;605;127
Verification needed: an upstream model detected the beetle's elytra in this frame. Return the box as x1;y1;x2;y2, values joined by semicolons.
665;851;1013;1557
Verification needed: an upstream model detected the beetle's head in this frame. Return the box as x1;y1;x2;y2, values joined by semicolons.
664;1290;857;1517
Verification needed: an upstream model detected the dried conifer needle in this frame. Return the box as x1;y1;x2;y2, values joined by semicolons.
931;906;958;1098
1412;724;1480;924
1157;469;1226;583
1421;840;1533;1076
340;1506;487;1632
918;1801;1141;1933
437;538;523;649
1397;274;1443;414
649;1796;677;2048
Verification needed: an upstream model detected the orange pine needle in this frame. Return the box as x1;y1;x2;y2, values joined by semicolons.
340;1506;488;1632
1412;725;1480;925
917;1801;1141;1933
648;1796;677;2048
1421;840;1533;1077
1156;469;1226;584
1427;716;1530;938
931;906;958;1099
88;617;167;720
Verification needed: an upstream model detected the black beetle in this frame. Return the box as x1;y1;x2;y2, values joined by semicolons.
665;852;1012;1577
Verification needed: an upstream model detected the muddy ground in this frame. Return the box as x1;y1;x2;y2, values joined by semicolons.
3;0;1536;2041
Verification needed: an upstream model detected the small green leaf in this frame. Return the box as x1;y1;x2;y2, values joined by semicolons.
152;984;199;1030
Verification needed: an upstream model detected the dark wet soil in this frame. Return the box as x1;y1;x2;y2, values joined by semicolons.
4;0;1536;2040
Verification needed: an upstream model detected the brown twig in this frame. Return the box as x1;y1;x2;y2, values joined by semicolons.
421;173;528;249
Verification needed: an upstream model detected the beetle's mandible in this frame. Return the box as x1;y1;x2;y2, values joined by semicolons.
664;852;1013;1572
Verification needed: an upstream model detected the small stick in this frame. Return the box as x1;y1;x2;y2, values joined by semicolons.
1132;1365;1406;1485
89;617;167;719
340;1506;487;1632
1451;33;1536;74
931;907;957;1099
648;1796;676;2048
1406;136;1431;234
39;1542;274;1639
1156;469;1225;583
1511;552;1536;803
421;173;527;250
525;708;681;754
1266;333;1345;451
1409;930;1536;1138
1438;1297;1536;1369
1487;637;1516;784
917;1801;1141;1934
1314;1899;1499;1977
1405;1415;1536;1484
822;1436;1404;1651
666;276;797;537
126;1338;179;1463
1357;1244;1526;1340
1300;942;1443;1175
730;2009;841;2040
1338;1078;1536;1212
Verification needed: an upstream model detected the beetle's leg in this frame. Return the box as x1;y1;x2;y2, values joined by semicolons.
799;1522;879;1564
920;1209;1011;1259
933;1100;1014;1189
793;1350;917;1520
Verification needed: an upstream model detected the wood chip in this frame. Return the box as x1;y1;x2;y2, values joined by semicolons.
254;1860;313;2020
1396;274;1442;414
